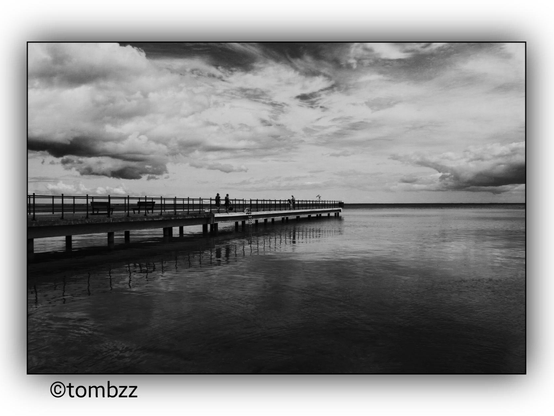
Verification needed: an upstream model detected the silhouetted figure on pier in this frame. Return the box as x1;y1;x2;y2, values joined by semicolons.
224;194;230;213
291;195;296;209
215;193;221;213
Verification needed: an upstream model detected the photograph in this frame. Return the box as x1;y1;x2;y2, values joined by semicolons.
27;42;525;375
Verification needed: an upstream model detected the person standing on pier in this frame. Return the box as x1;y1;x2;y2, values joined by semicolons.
215;193;221;213
291;195;296;209
224;194;230;213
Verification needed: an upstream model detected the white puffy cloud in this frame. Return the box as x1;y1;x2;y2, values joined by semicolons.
46;180;78;194
94;185;127;195
44;180;127;195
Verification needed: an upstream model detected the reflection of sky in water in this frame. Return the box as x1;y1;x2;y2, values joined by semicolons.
28;208;525;374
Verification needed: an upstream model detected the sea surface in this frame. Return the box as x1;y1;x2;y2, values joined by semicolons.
27;206;526;374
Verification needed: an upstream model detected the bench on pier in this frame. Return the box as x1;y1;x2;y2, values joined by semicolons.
90;201;115;215
133;201;156;214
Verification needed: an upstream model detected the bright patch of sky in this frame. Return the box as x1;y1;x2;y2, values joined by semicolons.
28;42;525;202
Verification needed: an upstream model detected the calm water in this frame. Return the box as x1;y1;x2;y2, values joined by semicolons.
27;207;526;374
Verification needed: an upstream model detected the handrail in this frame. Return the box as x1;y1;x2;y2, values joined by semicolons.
27;193;343;219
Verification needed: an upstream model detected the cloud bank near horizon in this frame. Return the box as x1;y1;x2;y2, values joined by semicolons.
390;142;525;193
28;42;525;199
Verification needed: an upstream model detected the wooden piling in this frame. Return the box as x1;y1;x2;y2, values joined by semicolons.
107;232;114;248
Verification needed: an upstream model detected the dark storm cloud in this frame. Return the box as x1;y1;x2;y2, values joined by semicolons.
390;142;525;193
108;166;148;180
29;132;170;180
399;174;420;184
29;136;100;158
123;43;262;71
29;134;169;164
60;156;167;180
127;42;344;70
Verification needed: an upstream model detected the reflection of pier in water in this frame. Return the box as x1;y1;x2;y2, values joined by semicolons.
28;223;343;306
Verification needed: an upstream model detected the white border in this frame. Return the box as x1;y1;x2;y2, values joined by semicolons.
5;1;549;415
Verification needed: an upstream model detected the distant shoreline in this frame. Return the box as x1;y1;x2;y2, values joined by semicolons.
343;203;525;209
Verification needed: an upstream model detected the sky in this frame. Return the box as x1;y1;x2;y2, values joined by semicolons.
27;42;525;203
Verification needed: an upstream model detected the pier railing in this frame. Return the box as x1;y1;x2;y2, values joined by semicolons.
27;194;343;220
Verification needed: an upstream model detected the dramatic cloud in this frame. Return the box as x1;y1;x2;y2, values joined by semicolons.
60;156;167;179
390;142;525;193
28;43;339;180
28;42;525;202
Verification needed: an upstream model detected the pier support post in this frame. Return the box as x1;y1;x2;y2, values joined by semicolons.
203;224;208;236
65;235;72;252
210;223;218;235
179;226;184;237
272;218;274;223
255;219;258;227
107;232;114;249
124;231;130;243
296;216;300;220
163;227;173;240
264;218;267;225
27;238;34;255
241;220;246;230
235;222;239;231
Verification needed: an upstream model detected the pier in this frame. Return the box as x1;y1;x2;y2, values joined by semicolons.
27;194;343;255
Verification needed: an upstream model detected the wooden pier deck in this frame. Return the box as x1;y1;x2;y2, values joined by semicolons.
27;194;343;254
